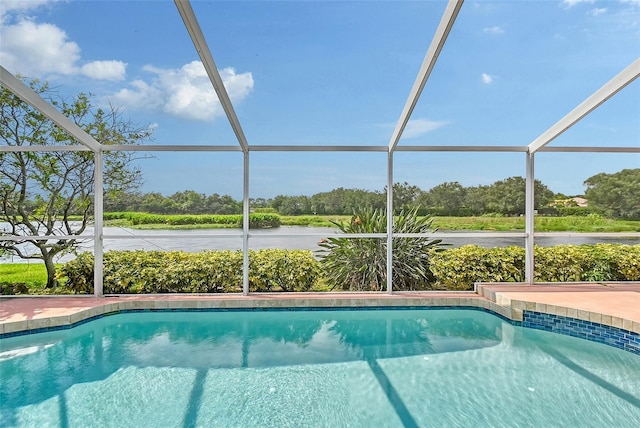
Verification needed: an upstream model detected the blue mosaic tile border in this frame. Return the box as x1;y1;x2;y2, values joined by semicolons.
522;310;640;355
2;305;638;356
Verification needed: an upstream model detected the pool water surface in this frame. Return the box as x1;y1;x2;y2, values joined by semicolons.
1;309;639;427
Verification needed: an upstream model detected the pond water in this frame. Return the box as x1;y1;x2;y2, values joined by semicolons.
1;225;639;264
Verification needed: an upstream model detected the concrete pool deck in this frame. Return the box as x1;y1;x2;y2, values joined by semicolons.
1;282;639;337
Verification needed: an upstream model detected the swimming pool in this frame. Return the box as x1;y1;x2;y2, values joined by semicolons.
1;309;639;427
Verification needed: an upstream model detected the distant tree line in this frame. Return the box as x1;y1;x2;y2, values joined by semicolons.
105;190;241;214
100;170;639;218
260;177;556;216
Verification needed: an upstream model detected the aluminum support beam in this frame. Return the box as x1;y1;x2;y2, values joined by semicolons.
528;57;640;153
94;150;104;296
104;145;242;152
250;145;524;152
539;146;640;153
174;0;249;152
242;152;250;295
0;235;90;242
395;145;526;152
8;144;637;154
386;152;394;293
248;145;388;152
388;0;463;152
0;145;91;153
0;66;101;152
524;153;535;284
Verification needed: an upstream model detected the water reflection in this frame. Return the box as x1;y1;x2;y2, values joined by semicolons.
0;309;502;412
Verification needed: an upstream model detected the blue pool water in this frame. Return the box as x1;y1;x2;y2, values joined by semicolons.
1;309;639;427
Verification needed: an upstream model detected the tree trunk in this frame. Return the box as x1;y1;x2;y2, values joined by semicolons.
44;254;58;288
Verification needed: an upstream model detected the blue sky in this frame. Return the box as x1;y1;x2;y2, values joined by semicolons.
1;0;638;199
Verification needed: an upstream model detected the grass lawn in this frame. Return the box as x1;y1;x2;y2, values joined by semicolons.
105;213;639;232
0;263;73;294
280;215;639;232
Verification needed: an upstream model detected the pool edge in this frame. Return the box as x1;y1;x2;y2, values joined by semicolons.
2;287;640;355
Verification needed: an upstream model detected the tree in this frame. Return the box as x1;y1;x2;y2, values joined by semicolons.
391;182;422;212
0;79;152;287
170;190;207;214
418;181;467;215
205;193;241;214
465;177;555;216
138;192;176;214
585;169;640;218
104;190;143;212
271;194;311;215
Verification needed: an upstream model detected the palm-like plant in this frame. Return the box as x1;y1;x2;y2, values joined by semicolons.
318;208;445;291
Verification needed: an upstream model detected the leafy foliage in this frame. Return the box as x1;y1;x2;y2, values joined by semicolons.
270;177;556;216
584;169;640;219
7;244;640;294
534;244;640;282
249;249;320;292
105;190;242;214
104;212;280;228
101;174;562;217
0;79;151;287
318;208;445;291
61;249;320;293
429;244;640;290
429;246;526;290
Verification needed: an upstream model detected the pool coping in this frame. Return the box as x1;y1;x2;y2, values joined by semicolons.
2;283;639;353
0;292;509;336
476;282;640;333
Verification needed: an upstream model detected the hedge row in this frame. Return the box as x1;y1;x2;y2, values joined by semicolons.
60;244;640;293
61;249;319;294
429;244;640;290
103;212;280;228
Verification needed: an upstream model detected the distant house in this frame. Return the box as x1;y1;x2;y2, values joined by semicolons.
550;197;589;208
571;197;588;207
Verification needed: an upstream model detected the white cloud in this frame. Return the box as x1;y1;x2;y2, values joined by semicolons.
561;0;595;8
588;7;608;15
481;73;494;84
80;60;127;81
0;19;80;76
0;0;61;23
110;80;164;110
110;61;254;121
483;26;504;35
0;3;127;81
402;119;449;139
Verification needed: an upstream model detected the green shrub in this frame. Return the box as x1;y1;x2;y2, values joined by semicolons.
61;249;319;294
129;213;241;226
252;207;278;214
318;208;445;291
60;244;640;294
429;244;640;290
535;244;640;282
102;212;131;220
429;246;525;290
555;207;597;217
58;252;95;293
102;212;280;228
248;213;281;229
0;282;29;295
250;249;320;292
